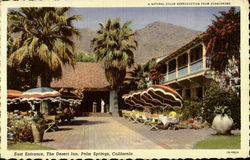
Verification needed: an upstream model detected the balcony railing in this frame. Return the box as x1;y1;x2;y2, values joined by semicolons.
178;65;188;78
164;57;211;83
190;59;203;74
168;70;176;81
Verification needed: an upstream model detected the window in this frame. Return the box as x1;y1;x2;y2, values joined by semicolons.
196;87;203;99
177;89;182;96
168;59;176;72
185;89;191;98
178;53;188;68
190;45;203;63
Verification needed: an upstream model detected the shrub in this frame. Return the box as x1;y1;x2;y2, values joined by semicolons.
177;99;202;121
202;81;240;128
8;113;33;142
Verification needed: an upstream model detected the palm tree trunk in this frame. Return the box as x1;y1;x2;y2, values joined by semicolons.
112;90;119;117
40;76;51;87
39;76;51;115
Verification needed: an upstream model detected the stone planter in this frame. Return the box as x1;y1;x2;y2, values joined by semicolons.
212;114;233;134
31;123;45;143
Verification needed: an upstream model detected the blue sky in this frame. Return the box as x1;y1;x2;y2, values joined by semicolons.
70;7;240;32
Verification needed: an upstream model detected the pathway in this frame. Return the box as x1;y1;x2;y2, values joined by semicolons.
40;116;223;149
40;117;166;149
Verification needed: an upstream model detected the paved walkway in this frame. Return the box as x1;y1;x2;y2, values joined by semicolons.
40;116;223;149
40;117;166;149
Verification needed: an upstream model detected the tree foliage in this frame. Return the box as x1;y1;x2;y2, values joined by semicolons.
127;64;149;90
7;28;37;90
7;7;81;87
204;7;240;72
124;58;156;91
202;81;240;128
91;17;137;90
74;52;96;62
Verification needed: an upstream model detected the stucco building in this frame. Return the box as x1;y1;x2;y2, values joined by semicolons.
155;34;219;99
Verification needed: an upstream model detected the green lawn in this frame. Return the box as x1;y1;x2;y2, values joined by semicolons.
8;141;54;150
194;134;240;149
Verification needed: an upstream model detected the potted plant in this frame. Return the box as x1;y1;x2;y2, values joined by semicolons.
212;106;233;134
30;112;46;143
105;104;110;113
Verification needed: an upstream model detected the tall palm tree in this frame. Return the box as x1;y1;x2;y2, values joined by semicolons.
91;17;137;116
8;7;81;87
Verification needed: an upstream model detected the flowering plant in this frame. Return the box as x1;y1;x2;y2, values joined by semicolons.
149;64;164;84
7;112;33;142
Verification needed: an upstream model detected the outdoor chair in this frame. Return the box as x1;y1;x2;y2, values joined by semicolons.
56;112;65;124
126;111;134;121
122;110;128;119
20;111;28;116
131;111;140;123
44;115;58;132
149;114;161;130
137;112;145;123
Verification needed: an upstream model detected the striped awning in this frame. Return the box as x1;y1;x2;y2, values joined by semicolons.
122;85;183;109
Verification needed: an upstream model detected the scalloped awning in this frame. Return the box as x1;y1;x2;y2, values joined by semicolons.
122;85;183;109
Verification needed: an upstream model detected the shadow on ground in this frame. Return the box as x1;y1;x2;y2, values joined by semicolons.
61;119;108;126
42;139;54;142
55;128;73;132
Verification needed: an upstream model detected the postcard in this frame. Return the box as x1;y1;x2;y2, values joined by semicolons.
1;0;249;159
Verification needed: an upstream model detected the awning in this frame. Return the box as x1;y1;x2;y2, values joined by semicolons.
122;85;183;109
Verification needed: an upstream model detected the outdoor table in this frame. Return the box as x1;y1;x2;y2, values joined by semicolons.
159;115;168;126
159;115;179;128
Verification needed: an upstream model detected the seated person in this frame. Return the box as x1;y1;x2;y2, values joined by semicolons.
63;107;71;123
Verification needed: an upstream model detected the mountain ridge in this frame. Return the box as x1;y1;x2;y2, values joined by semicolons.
74;21;202;64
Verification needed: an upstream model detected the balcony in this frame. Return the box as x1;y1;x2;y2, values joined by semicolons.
190;59;203;74
164;57;211;83
178;65;188;78
168;70;176;81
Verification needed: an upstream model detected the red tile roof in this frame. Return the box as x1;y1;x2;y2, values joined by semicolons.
51;62;110;89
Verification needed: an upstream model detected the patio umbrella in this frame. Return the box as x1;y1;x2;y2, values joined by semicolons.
60;92;82;104
20;87;62;110
20;87;62;104
140;90;162;107
123;93;143;108
122;94;135;106
143;85;183;108
122;91;153;108
122;85;183;110
7;90;22;105
130;90;153;108
7;90;22;98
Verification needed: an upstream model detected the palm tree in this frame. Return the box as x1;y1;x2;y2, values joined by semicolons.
91;17;137;116
8;7;81;87
127;64;150;90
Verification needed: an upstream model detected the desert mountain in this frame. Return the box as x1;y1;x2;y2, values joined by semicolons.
75;21;202;64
